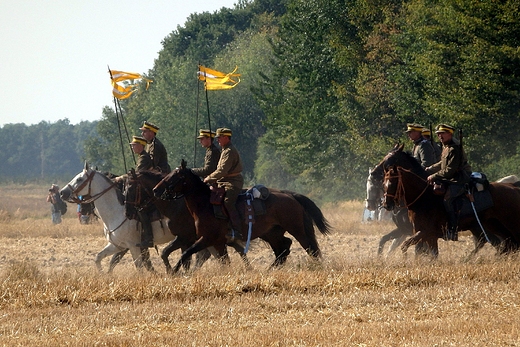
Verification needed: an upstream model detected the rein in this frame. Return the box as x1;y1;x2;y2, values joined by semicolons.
384;166;430;208
67;171;118;204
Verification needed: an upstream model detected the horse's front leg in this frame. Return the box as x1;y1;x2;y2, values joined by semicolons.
108;249;129;273
401;230;425;254
172;237;228;274
95;243;126;272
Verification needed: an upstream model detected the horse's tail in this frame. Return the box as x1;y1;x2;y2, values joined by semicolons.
281;190;332;236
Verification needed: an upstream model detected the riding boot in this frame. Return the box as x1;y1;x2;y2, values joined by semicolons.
136;211;154;248
226;209;243;243
445;210;459;242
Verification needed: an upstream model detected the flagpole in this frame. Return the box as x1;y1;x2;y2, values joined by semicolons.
108;66;135;172
194;64;202;167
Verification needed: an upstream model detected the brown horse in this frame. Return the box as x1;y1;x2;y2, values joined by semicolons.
381;149;520;256
124;169;252;273
152;160;331;274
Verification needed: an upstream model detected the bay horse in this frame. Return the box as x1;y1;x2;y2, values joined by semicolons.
381;149;520;256
124;169;252;274
152;160;331;274
60;163;206;273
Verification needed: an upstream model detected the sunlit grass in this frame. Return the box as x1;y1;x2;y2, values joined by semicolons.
0;185;518;346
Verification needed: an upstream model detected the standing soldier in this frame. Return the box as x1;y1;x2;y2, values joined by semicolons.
46;184;62;224
405;123;436;168
192;129;220;179
426;124;472;241
204;128;244;242
140;121;171;173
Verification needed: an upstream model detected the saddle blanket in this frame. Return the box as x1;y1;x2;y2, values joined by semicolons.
213;196;267;220
459;189;493;219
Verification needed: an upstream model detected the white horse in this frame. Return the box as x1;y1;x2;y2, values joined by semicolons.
60;163;180;272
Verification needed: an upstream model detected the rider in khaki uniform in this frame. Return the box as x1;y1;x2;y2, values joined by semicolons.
192;129;220;179
140;121;171;173
204;128;244;242
422;128;442;162
405;123;436;168
426;124;472;241
115;136;155;248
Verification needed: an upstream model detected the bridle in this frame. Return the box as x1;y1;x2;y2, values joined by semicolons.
125;176;158;211
156;172;188;200
66;170;117;204
383;166;429;208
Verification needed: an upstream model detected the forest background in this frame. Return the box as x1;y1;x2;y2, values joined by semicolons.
1;0;519;202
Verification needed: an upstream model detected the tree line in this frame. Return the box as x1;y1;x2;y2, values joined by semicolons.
5;0;520;202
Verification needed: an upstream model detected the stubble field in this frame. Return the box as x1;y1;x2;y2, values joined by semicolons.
0;183;519;347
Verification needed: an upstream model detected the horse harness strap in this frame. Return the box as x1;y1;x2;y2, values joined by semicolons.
68;170;117;204
385;167;429;208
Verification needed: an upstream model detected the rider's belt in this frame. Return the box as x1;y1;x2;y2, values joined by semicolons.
224;172;241;178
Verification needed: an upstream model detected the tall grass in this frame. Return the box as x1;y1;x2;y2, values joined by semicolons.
0;186;518;346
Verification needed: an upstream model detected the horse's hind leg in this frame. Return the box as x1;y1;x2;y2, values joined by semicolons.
108;249;129;273
260;226;292;267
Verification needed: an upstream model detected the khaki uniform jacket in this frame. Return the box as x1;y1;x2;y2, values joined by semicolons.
427;138;471;184
205;142;243;189
146;137;171;173
136;150;154;173
412;137;436;168
192;143;220;178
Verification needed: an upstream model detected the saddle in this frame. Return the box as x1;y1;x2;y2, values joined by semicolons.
211;185;270;220
458;172;493;218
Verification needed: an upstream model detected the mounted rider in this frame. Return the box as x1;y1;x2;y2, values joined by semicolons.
405;123;436;169
140;121;171;174
203;127;244;243
422;127;442;162
114;135;156;248
426;124;472;241
192;129;220;179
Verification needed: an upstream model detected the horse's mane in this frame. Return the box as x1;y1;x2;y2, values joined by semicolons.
395;150;428;178
137;170;165;183
186;169;211;195
97;170;125;205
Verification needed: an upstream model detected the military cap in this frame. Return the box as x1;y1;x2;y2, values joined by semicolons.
435;124;455;134
196;129;216;139
129;136;147;146
215;128;232;137
405;123;425;133
139;121;160;133
421;128;431;137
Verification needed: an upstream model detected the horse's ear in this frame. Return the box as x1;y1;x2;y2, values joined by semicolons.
181;159;187;170
397;144;404;152
84;162;89;171
130;168;137;179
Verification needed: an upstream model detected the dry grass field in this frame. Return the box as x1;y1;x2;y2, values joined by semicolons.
1;183;520;346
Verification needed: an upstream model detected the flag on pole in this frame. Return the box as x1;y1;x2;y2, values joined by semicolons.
198;65;240;90
109;69;152;100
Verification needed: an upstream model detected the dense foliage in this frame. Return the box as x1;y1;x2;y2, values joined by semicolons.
5;0;520;201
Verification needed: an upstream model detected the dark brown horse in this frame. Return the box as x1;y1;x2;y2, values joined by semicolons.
124;169;250;273
152;160;331;274
381;149;520;256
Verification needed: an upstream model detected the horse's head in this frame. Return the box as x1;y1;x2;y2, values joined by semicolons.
60;162;95;203
153;159;193;200
382;166;400;210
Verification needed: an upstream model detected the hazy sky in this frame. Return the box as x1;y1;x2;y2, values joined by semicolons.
0;0;238;126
